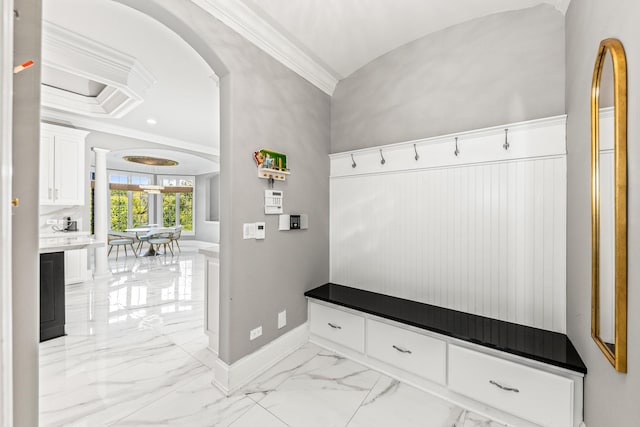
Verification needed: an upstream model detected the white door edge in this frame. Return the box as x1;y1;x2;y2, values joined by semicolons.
0;0;14;424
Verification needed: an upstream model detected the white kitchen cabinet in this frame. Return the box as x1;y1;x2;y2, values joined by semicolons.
40;123;88;206
64;249;89;285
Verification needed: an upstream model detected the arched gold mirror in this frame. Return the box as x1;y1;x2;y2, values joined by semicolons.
591;38;627;372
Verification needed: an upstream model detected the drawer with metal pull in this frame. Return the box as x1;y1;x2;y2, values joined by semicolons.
309;302;365;352
366;318;446;385
448;344;573;427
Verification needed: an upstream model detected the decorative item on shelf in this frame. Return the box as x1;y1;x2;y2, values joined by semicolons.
254;149;290;184
503;129;510;150
454;137;460;156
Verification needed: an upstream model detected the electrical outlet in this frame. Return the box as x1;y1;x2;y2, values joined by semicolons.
249;326;262;341
278;310;286;329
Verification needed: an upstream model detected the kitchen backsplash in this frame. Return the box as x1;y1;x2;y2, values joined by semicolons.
40;206;85;235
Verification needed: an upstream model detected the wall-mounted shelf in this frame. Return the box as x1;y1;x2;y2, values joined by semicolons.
257;167;290;181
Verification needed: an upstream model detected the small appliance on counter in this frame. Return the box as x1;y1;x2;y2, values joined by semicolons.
52;216;78;232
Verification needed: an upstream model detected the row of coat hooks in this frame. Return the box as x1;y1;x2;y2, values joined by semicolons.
350;129;510;168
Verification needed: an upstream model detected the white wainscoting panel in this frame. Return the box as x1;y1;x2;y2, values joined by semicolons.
330;155;567;333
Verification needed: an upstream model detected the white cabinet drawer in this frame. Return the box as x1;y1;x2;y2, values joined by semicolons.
448;345;573;427
309;302;365;353
366;319;446;385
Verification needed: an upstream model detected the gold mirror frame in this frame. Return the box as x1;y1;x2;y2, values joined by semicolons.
591;38;627;372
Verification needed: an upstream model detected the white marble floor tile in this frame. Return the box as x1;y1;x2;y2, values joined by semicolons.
243;342;322;402
258;351;380;427
178;334;217;369
112;373;255;427
229;403;289;427
41;343;208;427
458;410;507;427
347;375;465;427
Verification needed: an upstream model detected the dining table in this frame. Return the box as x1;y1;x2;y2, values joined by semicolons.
125;226;176;256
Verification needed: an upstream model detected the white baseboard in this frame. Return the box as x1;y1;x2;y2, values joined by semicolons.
213;323;309;395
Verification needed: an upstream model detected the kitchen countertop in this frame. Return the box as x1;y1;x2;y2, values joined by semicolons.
39;234;104;254
198;244;220;258
305;283;587;374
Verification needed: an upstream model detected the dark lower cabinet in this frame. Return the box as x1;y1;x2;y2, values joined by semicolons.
40;252;65;342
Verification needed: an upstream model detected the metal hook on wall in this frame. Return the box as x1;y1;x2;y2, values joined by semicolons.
503;129;510;150
379;149;386;165
413;144;419;161
454;137;460;157
351;153;357;168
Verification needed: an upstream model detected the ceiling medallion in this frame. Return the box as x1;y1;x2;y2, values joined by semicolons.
123;156;179;166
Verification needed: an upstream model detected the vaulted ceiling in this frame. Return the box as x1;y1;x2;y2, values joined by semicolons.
194;0;571;94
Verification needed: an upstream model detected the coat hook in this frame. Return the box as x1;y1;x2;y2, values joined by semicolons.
503;128;510;150
454;137;460;157
351;153;357;168
379;149;386;165
413;144;419;161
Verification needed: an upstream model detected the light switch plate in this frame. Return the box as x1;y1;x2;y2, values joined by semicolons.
243;223;256;239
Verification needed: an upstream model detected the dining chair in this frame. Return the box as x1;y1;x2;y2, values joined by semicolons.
108;231;138;261
170;225;182;253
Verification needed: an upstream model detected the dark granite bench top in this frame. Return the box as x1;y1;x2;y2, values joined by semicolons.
305;283;586;374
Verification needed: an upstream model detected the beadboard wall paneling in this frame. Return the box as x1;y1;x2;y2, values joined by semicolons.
330;156;567;333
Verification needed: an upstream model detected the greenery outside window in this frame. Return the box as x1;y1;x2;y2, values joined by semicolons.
159;176;194;233
108;171;152;231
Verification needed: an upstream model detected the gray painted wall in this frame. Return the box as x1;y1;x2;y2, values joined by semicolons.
331;5;565;153
12;0;41;425
565;1;640;425
117;0;331;364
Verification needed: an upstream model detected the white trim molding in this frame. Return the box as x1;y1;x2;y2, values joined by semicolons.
0;0;13;424
191;0;338;95
41;111;219;157
41;20;156;119
213;323;309;395
330;115;567;177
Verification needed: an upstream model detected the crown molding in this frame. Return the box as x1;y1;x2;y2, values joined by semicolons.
191;0;338;96
41;20;156;119
41;111;219;157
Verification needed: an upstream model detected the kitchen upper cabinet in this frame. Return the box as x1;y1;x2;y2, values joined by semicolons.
40;123;89;206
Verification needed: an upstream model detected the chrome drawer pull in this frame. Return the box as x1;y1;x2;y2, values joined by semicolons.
327;322;342;329
489;380;520;393
392;345;412;354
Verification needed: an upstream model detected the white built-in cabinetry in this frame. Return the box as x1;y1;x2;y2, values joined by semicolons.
308;300;584;427
39;123;88;206
64;248;89;285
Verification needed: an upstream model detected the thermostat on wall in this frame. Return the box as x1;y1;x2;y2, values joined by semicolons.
265;190;283;214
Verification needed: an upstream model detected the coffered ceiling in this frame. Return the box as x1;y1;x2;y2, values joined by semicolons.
42;0;220;157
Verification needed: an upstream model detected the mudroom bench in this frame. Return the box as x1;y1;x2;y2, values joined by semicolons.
305;283;586;427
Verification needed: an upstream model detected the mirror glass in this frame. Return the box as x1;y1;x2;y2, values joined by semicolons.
591;38;627;372
598;50;615;353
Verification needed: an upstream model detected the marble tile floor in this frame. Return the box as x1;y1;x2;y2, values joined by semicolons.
40;242;506;427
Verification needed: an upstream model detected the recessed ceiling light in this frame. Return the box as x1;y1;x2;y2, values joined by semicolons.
123;156;178;166
146;118;157;125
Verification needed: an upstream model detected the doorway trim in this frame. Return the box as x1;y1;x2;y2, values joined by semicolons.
0;0;14;424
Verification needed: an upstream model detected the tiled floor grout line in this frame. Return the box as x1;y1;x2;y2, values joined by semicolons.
343;371;385;427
